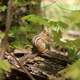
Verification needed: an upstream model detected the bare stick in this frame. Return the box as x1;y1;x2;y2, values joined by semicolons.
9;52;36;80
0;0;13;59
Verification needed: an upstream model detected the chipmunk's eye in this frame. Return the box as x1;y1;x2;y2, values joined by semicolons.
46;33;49;36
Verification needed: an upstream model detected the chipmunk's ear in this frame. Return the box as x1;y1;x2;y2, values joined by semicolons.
43;27;52;34
43;27;49;33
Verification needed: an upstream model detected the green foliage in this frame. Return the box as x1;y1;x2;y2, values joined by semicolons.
0;60;11;71
51;30;62;47
22;14;49;26
0;31;5;39
0;60;11;80
66;48;79;61
0;5;7;12
59;38;80;60
14;0;26;6
64;38;80;49
9;25;31;48
59;59;80;80
56;0;80;11
42;1;80;30
22;14;67;27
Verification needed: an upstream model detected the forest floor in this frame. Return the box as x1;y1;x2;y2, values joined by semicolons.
4;48;71;80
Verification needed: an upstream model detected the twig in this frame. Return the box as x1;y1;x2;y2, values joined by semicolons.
8;52;36;80
0;0;13;59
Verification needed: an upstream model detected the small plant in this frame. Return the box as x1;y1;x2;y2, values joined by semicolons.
0;60;11;80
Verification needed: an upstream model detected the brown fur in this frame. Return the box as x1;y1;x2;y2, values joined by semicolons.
32;27;51;54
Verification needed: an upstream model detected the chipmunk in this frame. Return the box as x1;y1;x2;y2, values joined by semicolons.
32;27;68;56
32;27;52;54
